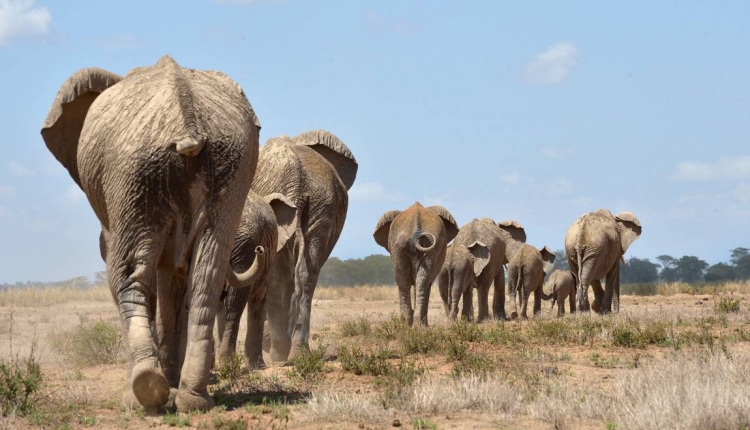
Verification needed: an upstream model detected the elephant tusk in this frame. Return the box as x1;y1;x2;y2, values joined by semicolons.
227;246;266;288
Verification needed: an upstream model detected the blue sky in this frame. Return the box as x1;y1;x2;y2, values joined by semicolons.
0;0;748;283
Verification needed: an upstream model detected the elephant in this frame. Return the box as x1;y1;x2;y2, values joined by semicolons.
41;56;260;412
215;191;296;368
374;202;459;327
508;245;556;319
254;130;358;363
541;269;577;317
437;218;526;322
565;209;642;314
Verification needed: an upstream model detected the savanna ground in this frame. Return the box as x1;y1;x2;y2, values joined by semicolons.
1;281;750;429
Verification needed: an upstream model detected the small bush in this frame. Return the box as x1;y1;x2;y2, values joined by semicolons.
451;350;495;378
611;320;669;348
338;344;393;376
214;353;246;393
413;417;438;429
162;412;191;427
0;344;43;417
340;316;372;337
212;415;247;430
716;296;741;313
51;319;125;366
373;314;410;341
527;319;575;345
289;342;328;387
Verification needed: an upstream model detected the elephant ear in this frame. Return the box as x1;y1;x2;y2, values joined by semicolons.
426;206;459;242
466;241;490;277
374;210;401;251
264;193;297;252
615;212;642;255
497;220;527;243
293;130;358;190
41;68;122;187
539;246;556;276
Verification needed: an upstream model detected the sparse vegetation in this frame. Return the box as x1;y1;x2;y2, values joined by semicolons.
50;318;125;366
288;342;329;388
716;296;741;313
0;344;42;417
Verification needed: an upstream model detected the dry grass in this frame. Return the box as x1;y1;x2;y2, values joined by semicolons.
0;286;110;308
315;285;397;301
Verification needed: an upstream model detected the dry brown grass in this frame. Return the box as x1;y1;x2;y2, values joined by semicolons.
0;286;110;307
315;285;397;301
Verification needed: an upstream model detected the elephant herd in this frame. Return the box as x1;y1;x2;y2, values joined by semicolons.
39;57;642;413
375;204;642;325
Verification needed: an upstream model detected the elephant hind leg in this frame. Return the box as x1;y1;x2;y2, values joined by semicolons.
244;285;267;369
591;279;605;314
492;269;506;321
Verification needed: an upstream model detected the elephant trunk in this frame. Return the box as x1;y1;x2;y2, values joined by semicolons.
411;231;436;253
540;287;554;301
227;246;266;288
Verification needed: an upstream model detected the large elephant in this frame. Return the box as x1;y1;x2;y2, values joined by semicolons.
565;209;642;314
508;245;556;319
437;218;526;322
215;191;296;368
541;269;577;317
374;202;459;327
255;131;357;363
41;56;260;412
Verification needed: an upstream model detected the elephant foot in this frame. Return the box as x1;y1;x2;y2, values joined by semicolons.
131;361;170;410
494;312;507;321
591;300;602;314
175;389;215;412
287;341;310;363
121;389;140;411
510;311;519;320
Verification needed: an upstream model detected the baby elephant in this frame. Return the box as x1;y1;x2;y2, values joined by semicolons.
542;270;577;317
508;244;556;319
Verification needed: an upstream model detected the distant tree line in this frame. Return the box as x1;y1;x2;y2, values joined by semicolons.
2;248;748;289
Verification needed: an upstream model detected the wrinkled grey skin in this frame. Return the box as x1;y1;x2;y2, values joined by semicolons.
215;191;295;368
508;245;556;319
541;270;577;317
41;56;260;412
437;218;525;322
255;131;357;363
565;209;642;314
374;202;459;327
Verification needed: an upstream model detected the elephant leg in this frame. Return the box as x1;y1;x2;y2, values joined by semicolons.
289;243;326;361
492;269;506;321
437;270;450;318
394;261;415;326
558;296;565;317
592;279;605;314
461;286;473;322
414;264;433;327
450;275;464;321
533;286;542;316
266;255;294;363
218;286;250;365
244;283;267;368
108;238;169;411
476;281;490;323
519;286;529;320
603;265;620;314
155;272;185;388
175;229;232;412
508;265;519;319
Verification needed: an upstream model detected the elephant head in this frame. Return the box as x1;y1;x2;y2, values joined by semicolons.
497;220;527;263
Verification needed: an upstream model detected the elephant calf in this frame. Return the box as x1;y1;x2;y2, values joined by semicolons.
215;191;295;368
542;269;577;317
508;244;556;319
374;202;459;326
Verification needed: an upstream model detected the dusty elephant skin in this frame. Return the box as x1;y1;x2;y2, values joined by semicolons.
374;202;459;327
542;269;577;317
41;56;260;412
216;191;295;368
565;209;642;314
437;218;525;322
253;130;358;363
508;244;556;320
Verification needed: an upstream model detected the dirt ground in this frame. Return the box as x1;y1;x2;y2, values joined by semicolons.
1;288;749;429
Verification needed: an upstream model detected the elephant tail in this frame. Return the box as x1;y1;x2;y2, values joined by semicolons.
575;251;584;304
540;284;554;301
410;231;436;253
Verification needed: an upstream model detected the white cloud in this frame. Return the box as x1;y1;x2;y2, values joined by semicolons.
0;0;51;45
540;146;575;160
0;185;16;197
673;156;750;181
6;160;33;176
62;184;85;205
525;42;579;85
349;182;403;203
499;173;521;185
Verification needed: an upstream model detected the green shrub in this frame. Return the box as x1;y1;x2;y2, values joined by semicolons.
289;342;328;387
340;316;373;337
0;344;43;417
338;344;393;376
716;296;741;313
51;319;125;366
162;412;191;427
413;417;438;429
